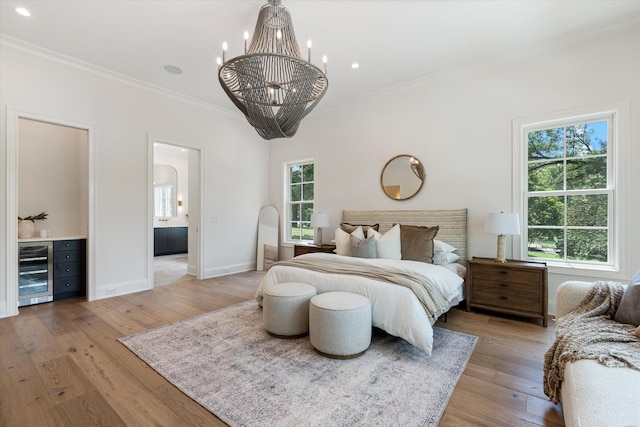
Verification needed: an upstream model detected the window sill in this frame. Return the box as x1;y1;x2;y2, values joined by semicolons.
544;261;628;281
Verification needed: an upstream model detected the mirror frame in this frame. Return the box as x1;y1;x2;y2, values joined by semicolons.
153;163;178;217
380;154;425;201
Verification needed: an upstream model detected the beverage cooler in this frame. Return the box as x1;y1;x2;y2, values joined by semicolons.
18;242;53;307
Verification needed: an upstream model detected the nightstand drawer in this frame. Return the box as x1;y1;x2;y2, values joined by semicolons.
471;279;541;296
471;264;541;285
471;288;541;313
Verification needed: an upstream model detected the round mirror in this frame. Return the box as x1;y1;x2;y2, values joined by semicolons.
380;155;425;200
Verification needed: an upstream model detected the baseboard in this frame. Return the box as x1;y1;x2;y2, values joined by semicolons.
95;278;152;300
205;261;256;279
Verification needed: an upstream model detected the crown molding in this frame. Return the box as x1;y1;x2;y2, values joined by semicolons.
0;34;240;118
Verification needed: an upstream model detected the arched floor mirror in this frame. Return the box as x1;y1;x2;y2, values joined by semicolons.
257;206;279;271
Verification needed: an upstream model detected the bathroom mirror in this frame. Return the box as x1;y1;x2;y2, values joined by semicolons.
380;155;425;200
154;164;178;217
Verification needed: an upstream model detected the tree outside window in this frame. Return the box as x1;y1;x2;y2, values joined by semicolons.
526;120;610;264
286;161;315;242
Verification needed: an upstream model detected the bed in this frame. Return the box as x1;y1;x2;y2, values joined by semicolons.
255;209;468;355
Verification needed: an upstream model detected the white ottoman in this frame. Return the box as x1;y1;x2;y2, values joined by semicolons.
263;282;317;338
309;291;372;359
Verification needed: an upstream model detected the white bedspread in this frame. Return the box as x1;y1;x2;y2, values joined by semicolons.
255;253;465;355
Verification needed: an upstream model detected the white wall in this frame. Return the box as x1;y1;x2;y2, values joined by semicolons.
0;41;269;317
268;24;640;314
18;118;88;237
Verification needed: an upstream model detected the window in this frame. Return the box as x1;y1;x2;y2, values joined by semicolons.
284;159;315;244
511;98;636;275
526;118;611;265
154;185;174;217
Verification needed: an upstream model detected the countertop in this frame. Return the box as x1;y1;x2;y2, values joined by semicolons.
19;235;87;243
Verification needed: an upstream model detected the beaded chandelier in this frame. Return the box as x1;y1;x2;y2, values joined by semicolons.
217;0;328;140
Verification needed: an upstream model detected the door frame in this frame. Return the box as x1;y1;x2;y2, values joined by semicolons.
5;108;96;316
148;135;204;282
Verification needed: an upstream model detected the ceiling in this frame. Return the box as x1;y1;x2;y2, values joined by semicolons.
2;0;640;113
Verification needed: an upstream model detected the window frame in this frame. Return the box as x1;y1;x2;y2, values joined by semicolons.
512;101;630;279
282;157;316;246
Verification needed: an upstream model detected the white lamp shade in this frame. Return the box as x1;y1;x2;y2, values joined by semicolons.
485;212;520;235
311;213;330;228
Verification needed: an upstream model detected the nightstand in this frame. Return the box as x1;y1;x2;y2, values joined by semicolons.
294;244;336;257
466;257;548;327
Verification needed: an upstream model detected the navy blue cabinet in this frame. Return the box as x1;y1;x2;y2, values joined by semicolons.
154;227;188;256
53;239;86;300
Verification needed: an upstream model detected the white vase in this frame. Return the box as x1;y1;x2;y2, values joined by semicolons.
18;220;35;238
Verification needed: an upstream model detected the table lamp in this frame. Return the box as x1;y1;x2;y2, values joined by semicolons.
485;212;520;263
311;213;330;245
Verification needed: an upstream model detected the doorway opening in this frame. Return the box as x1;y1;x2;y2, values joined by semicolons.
4;109;95;318
151;140;202;286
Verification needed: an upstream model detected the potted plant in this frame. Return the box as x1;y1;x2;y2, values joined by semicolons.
18;211;48;238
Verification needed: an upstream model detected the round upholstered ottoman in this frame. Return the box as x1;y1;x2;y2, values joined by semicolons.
263;282;317;338
309;291;372;358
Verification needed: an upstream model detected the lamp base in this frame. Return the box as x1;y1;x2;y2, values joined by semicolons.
314;227;323;245
495;234;507;263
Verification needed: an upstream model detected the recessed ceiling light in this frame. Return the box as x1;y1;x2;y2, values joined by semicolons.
163;65;183;75
351;62;360;69
15;7;31;17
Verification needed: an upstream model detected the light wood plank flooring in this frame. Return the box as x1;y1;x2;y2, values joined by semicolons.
1;271;564;426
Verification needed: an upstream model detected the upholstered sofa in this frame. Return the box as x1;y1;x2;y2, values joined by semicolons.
554;280;640;427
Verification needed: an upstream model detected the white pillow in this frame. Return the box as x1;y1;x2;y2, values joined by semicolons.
434;239;456;253
367;224;402;260
334;226;364;256
433;252;460;265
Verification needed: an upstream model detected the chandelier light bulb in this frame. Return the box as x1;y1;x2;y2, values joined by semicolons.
307;39;312;61
276;29;282;39
244;31;249;53
322;55;328;74
222;41;228;62
216;57;222;69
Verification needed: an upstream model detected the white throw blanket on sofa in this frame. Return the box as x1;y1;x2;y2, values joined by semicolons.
544;281;640;404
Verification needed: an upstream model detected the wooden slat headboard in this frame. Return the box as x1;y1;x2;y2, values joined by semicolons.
342;209;468;262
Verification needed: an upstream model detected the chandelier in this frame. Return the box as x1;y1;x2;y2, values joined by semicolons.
217;0;329;140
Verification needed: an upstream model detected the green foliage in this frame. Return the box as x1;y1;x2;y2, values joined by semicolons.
527;121;608;263
289;162;315;241
18;211;48;222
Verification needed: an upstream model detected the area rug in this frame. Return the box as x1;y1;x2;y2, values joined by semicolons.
119;300;477;427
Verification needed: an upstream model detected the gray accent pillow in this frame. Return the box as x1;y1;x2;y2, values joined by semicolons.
349;234;378;259
614;269;640;326
398;224;439;263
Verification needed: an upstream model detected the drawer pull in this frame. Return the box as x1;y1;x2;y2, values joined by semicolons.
66;283;70;287
500;271;508;274
500;283;508;287
65;255;70;259
499;296;508;300
65;268;70;272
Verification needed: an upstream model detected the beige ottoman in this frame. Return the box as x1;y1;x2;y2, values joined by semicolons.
309;291;372;359
263;282;317;338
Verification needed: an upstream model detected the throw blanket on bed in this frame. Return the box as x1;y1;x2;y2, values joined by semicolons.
543;281;640;404
272;257;449;322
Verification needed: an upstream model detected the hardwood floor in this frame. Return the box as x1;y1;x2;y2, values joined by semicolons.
1;271;564;427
